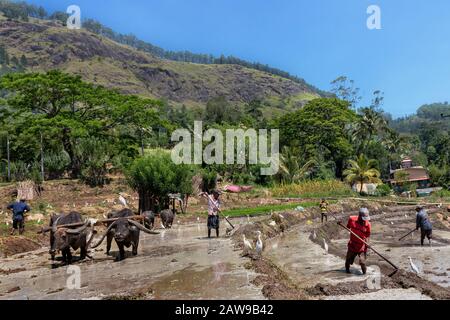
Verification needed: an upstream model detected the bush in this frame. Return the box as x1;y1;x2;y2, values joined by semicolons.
127;152;194;212
44;151;70;180
375;184;392;197
75;138;112;187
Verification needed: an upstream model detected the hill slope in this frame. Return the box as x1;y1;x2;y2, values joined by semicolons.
0;17;321;110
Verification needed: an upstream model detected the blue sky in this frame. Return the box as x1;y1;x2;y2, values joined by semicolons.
25;0;450;117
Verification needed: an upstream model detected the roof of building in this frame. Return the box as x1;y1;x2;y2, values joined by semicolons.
390;167;430;184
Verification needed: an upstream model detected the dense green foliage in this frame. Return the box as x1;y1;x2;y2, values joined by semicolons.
0;70;163;185
127;153;194;212
0;0;449;196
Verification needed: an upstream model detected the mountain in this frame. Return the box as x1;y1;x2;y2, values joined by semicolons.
0;14;323;114
391;103;450;133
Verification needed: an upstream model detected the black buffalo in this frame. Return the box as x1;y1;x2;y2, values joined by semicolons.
91;209;158;261
160;209;175;229
42;212;92;264
142;211;155;230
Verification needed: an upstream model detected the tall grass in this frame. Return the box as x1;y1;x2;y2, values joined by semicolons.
271;180;354;199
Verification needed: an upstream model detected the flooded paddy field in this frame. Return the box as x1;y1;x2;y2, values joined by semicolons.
1;201;449;300
0;217;264;300
264;203;450;300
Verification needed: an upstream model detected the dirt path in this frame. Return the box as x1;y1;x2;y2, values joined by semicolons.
0;217;264;300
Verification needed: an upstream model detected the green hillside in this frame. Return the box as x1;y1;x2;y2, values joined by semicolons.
0;16;321;112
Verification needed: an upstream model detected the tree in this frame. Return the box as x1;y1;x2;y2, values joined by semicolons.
278;146;316;184
127;152;194;213
352;107;388;153
0;71;162;183
330;76;361;108
49;11;69;25
344;154;382;194
37;6;47;19
0;45;8;65
19;54;27;67
277;98;356;178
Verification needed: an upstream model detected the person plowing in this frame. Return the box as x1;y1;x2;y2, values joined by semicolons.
345;208;371;275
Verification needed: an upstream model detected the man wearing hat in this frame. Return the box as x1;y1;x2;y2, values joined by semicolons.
345;208;372;275
415;206;433;246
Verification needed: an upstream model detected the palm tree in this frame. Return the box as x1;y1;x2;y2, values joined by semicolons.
278;146;316;184
352;107;388;152
382;129;412;170
344;154;382;194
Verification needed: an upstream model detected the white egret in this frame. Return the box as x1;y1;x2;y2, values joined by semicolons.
255;231;263;254
323;239;329;253
243;235;253;251
408;257;420;274
119;195;128;208
312;230;317;240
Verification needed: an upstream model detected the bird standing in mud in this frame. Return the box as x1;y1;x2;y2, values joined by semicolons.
255;231;263;255
243;235;253;251
119;194;128;208
408;257;420;274
323;238;329;254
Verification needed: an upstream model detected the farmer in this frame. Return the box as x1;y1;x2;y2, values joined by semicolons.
200;190;221;238
7;199;31;236
344;208;371;275
416;206;433;246
320;199;329;223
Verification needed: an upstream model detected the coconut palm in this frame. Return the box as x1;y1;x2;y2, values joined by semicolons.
344;154;382;194
382;129;412;170
352;107;388;152
278;146;316;184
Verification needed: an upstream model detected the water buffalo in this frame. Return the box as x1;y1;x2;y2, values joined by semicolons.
160;209;175;229
142;211;155;230
42;212;91;264
91;209;159;261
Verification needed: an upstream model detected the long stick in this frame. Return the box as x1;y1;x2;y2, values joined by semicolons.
37;216;145;233
6;135;10;182
205;193;235;229
40;132;45;182
337;222;399;270
398;229;416;241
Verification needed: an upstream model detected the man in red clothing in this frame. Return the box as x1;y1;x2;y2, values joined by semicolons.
344;208;371;275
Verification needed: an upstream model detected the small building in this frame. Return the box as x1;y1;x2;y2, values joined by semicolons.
389;158;431;190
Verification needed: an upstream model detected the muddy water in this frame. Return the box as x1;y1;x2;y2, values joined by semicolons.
0;218;264;300
265;226;380;288
264;206;450;299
